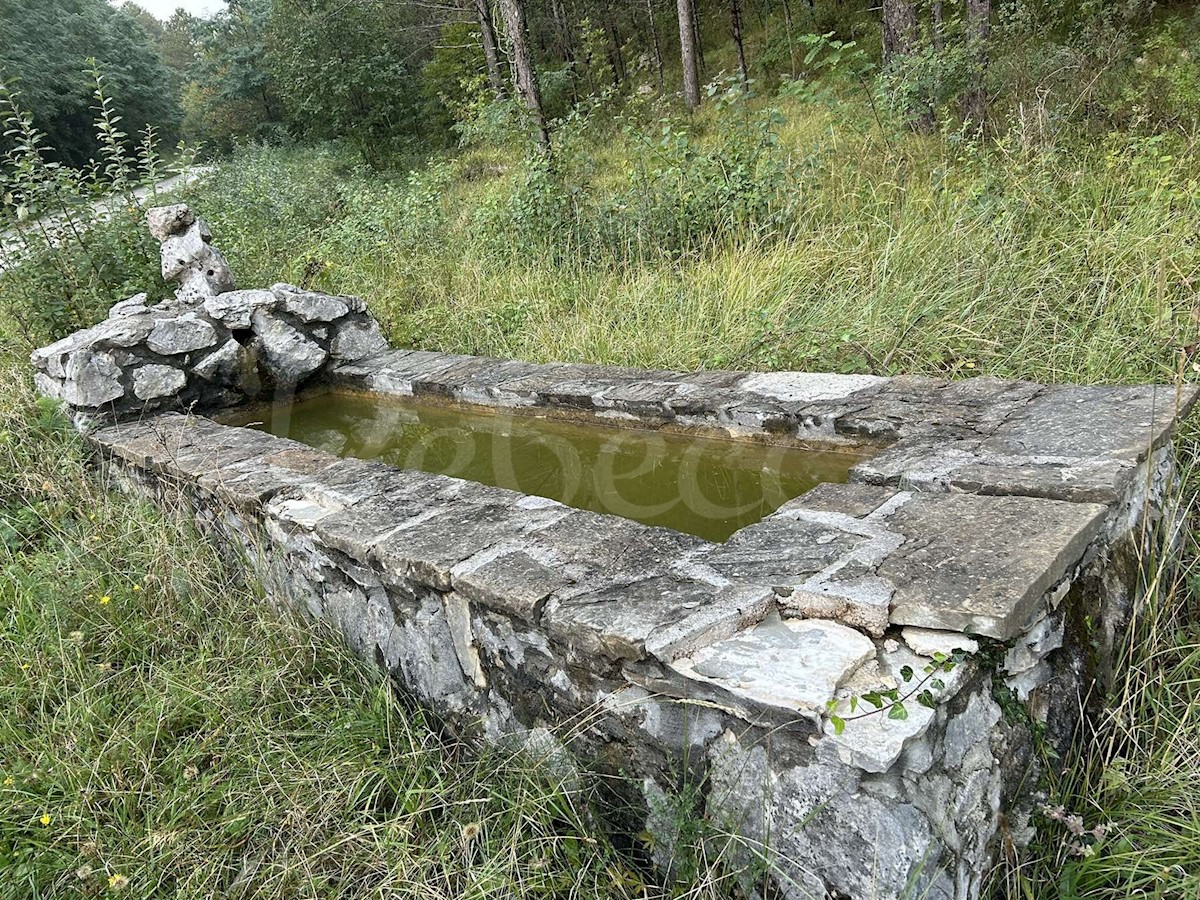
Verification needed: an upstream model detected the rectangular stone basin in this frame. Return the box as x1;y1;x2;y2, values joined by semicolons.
221;390;865;542
37;209;1200;900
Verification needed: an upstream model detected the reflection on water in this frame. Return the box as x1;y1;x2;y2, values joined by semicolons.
229;391;862;542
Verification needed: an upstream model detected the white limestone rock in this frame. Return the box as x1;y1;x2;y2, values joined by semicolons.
145;204;194;241
132;364;186;401
270;283;350;323
204;289;276;330
147;314;219;355
61;350;124;407
670;615;875;717
902;626;980;659
251;309;327;384
108;292;149;318
330;317;389;361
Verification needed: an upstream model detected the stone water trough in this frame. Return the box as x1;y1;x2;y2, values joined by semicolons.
32;206;1198;899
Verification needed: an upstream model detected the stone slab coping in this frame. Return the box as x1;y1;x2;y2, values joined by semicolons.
330;349;1198;506
88;350;1194;729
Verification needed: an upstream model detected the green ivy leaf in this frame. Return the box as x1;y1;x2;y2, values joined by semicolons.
829;715;845;735
888;702;909;721
900;665;914;682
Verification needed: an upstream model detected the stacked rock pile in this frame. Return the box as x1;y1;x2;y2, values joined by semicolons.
31;203;388;427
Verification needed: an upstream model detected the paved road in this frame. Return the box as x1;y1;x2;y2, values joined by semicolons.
0;167;213;272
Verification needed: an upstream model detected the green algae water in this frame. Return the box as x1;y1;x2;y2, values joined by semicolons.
232;391;860;542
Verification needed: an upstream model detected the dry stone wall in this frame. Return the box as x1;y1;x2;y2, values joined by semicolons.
31;204;388;428
32;206;1200;900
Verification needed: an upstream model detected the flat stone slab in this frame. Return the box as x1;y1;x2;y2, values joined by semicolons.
876;493;1107;638
670;616;876;718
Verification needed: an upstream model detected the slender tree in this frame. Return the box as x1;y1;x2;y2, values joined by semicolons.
473;0;508;98
498;0;550;150
645;0;665;91
964;0;990;131
676;0;700;109
730;0;749;85
881;0;933;132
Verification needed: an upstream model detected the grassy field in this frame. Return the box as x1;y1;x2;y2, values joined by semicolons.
3;29;1200;899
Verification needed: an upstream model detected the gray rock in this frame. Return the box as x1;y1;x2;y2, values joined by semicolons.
193;338;247;384
330;317;389;361
250;309;327;384
147;314;219;355
108;292;149;318
877;493;1107;639
204;289;276;329
270;284;350;322
91;315;155;349
671;614;875;717
160;219;234;298
146;204;194;241
62;350;124;407
132;364;187;400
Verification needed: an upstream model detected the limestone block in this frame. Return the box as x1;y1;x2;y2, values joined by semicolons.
250;309;327;384
670;615;876;717
204;289;276;330
61;350;124;407
270;283;351;322
108;292;149;318
132;364;187;401
330;316;389;361
145;203;194;241
147;314;219;355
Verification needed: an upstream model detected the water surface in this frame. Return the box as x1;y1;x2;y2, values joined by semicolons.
230;391;861;542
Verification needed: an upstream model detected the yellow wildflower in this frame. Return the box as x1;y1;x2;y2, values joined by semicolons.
39;814;51;826
98;595;111;605
132;584;141;592
108;873;129;890
3;776;13;786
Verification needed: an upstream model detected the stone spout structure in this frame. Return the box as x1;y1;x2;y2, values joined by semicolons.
30;206;1200;899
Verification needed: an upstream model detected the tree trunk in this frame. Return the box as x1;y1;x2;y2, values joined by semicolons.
676;0;701;109
498;0;550;151
691;0;706;75
731;0;749;85
551;0;579;104
602;0;626;85
964;0;990;132
931;0;944;51
780;0;797;78
646;0;665;91
473;0;507;99
882;0;933;132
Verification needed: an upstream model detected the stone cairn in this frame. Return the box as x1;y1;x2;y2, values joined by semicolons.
31;204;388;427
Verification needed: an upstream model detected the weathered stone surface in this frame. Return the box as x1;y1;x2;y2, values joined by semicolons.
62;350;124;407
132;364;186;400
739;371;885;403
706;516;865;584
251;309;327;384
452;548;573;620
147;314;219;355
982;385;1197;462
878;493;1108;638
546;576;746;662
146;203;194;241
271;283;352;322
672;615;876;717
330;317;389;361
108;292;149;318
193;339;245;382
204;289;276;329
902;626;979;658
159;218;234;299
